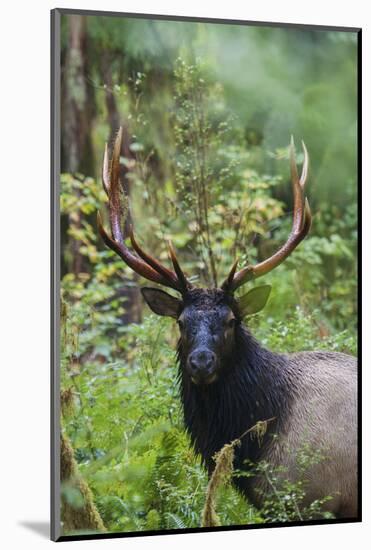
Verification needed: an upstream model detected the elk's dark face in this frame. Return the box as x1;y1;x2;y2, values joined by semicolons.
177;299;236;384
141;285;271;386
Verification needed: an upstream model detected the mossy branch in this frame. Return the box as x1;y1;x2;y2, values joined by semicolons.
201;417;275;527
60;431;106;534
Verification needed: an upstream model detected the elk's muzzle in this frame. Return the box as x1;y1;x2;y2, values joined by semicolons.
187;348;218;385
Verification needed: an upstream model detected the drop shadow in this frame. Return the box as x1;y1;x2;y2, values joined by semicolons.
18;521;50;539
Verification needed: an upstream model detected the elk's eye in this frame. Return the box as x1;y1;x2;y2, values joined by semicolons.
226;318;235;329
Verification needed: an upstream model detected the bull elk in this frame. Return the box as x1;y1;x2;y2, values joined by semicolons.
98;128;357;519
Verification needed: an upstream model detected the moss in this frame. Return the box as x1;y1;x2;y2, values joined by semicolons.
60;387;75;418
145;509;161;530
201;418;273;527
202;440;239;527
60;432;106;534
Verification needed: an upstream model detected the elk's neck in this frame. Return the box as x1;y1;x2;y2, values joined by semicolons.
178;325;293;469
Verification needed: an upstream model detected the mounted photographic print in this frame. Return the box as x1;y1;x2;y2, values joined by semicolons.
51;8;361;542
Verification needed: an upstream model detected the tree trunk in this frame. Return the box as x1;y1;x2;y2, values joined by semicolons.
61;15;95;276
60;431;106;534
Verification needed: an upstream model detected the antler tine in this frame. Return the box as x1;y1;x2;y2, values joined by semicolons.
221;259;239;292
222;139;312;292
168;240;192;291
102;143;110;196
97;212;180;287
129;226;179;285
300;140;309;189
98;127;190;294
290;137;309;233
108;127;125;245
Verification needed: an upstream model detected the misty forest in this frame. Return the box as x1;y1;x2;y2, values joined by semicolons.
59;13;358;536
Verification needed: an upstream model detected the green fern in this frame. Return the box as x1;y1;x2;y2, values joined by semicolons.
166;513;187;529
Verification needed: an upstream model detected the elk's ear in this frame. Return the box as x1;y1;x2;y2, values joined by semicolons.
141;287;182;319
237;285;271;318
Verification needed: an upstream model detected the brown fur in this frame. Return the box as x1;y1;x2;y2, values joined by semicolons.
253;351;357;517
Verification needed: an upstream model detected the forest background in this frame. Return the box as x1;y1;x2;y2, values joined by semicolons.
59;13;358;536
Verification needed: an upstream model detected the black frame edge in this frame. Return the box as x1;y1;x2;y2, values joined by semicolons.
356;28;362;523
56;516;361;542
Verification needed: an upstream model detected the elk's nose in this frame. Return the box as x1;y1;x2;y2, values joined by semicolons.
189;349;216;374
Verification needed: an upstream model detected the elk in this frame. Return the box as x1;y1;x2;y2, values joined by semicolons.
98;128;357;519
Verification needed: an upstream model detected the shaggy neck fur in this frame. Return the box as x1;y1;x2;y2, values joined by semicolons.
178;324;295;493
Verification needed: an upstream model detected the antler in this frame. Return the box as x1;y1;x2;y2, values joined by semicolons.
98;127;191;294
222;138;312;293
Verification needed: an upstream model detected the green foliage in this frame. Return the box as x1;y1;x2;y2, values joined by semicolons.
251;307;356;357
240;443;336;523
171;58;286;288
